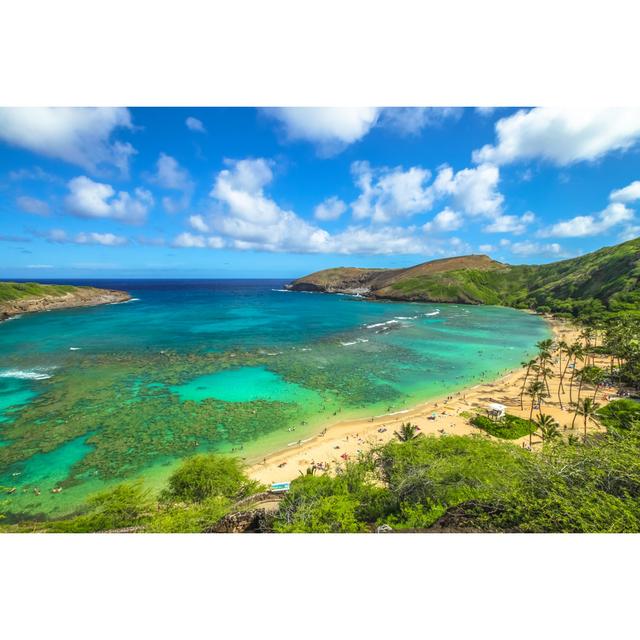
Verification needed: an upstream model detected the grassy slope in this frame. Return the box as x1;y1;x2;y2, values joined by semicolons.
0;281;79;303
379;237;640;308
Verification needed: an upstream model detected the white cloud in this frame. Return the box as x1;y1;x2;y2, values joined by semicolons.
610;180;640;203
0;107;135;175
172;232;224;249
351;161;434;223
423;207;463;232
27;264;53;269
483;211;534;234
380;107;462;135
474;108;640;166
432;163;503;217
619;225;640;242
17;195;50;216
314;196;347;221
208;158;331;253
539;202;634;238
478;244;495;252
64;176;153;224
197;157;440;255
149;153;193;213
264;107;379;155
74;232;127;246
151;153;193;191
511;241;564;257
9;166;60;183
185;117;206;133
327;225;428;255
188;214;210;233
34;228;127;246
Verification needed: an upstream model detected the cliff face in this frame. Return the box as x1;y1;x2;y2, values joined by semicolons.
0;283;131;320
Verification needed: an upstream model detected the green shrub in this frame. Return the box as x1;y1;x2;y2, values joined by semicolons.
161;454;261;503
146;496;230;533
46;481;154;533
471;414;537;439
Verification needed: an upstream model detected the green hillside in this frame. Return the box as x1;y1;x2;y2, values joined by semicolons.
0;281;78;303
289;237;640;319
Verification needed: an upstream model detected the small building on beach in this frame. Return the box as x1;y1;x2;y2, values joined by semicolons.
487;402;506;419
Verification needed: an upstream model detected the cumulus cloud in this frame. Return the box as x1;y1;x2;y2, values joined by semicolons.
423;207;463;232
64;176;153;224
474;108;640;166
177;157;435;255
478;243;495;252
17;195;50;216
0;107;135;176
483;211;535;234
264;107;379;155
539;203;634;238
510;241;565;258
185;117;206;133
206;158;332;252
610;180;640;204
172;232;224;249
351;161;434;223
314;196;347;221
188;214;210;233
151;153;193;191
327;225;429;255
432;163;503;218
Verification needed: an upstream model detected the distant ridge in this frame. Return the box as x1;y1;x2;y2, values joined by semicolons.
288;237;640;314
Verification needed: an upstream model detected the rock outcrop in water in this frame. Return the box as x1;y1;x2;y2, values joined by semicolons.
0;281;131;321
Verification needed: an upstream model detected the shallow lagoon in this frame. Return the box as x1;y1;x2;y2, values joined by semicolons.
0;279;549;520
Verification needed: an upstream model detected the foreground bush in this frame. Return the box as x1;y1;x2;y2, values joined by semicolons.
46;482;154;533
161;454;262;504
271;401;640;532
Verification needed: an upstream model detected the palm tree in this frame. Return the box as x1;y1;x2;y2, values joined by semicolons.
394;422;420;442
572;397;601;438
536;339;555;397
536;338;555;355
538;363;555;397
568;343;585;405
527;380;546;446
557;341;575;409
534;413;560;442
589;366;607;402
519;358;537;409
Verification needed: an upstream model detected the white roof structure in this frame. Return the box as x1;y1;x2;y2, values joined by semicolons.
488;402;506;413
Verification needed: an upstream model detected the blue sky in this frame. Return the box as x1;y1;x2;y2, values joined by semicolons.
1;107;640;279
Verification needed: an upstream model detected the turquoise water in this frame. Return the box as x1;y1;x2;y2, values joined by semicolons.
0;279;549;520
171;366;320;403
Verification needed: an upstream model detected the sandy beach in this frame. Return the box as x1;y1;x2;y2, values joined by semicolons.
249;317;616;486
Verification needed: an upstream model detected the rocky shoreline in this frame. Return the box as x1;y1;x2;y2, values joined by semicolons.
0;287;131;321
